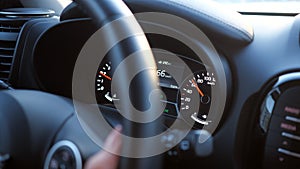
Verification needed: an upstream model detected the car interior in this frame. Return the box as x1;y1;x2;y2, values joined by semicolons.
0;0;300;169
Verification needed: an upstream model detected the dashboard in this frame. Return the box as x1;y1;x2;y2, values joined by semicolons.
30;16;229;132
0;0;300;169
95;35;225;130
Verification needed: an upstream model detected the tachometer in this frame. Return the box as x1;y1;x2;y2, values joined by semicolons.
95;61;118;103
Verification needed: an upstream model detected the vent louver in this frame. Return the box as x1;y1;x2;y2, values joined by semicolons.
0;19;26;33
0;18;26;81
0;8;55;82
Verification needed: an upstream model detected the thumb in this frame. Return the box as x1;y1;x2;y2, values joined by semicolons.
84;125;122;169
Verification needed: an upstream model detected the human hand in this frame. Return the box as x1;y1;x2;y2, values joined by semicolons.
84;126;122;169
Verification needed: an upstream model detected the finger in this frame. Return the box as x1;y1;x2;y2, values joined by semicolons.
84;125;122;169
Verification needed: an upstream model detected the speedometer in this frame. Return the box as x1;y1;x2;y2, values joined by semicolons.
179;71;215;127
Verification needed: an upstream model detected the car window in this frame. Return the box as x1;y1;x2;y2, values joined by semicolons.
214;0;300;14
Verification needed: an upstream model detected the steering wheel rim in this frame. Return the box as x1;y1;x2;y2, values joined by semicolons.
73;0;162;169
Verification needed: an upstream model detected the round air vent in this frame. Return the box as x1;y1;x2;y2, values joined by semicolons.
0;8;55;18
44;140;82;169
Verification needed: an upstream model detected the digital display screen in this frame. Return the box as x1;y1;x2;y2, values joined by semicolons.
156;58;185;89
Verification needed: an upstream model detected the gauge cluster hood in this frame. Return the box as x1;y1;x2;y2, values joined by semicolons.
124;0;254;44
61;0;254;45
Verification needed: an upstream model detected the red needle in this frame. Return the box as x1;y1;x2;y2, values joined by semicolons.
99;71;112;81
192;79;204;97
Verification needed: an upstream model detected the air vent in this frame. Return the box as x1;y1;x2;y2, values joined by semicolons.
0;8;54;82
0;19;27;33
0;19;24;81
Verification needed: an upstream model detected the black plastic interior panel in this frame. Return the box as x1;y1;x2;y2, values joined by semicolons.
0;90;74;169
10;17;59;88
124;0;254;44
61;1;253;45
0;0;22;9
33;19;97;97
54;115;101;161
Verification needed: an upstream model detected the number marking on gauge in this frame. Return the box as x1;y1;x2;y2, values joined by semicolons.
191;79;204;97
95;61;119;103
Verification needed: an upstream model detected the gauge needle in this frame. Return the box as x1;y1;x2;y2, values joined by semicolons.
99;71;112;81
192;79;205;97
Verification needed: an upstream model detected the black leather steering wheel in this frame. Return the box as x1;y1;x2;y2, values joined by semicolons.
0;0;162;169
73;0;162;168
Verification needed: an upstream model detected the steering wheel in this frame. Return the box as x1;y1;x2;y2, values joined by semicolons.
0;0;161;169
73;0;163;168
